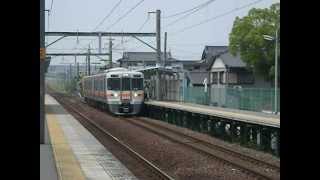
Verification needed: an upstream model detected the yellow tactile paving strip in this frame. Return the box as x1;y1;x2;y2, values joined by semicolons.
46;113;86;180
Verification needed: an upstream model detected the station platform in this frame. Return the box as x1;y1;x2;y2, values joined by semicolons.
145;100;280;128
45;94;137;180
40;116;58;180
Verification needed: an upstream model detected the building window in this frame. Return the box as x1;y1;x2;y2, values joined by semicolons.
212;72;218;84
194;66;200;70
238;72;254;84
227;72;238;84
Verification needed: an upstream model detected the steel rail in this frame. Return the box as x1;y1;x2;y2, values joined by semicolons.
135;117;280;171
122;117;279;180
53;94;174;180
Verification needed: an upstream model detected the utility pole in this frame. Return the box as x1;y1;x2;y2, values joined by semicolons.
98;32;102;54
69;64;72;81
40;0;45;144
156;10;161;66
149;9;161;100
77;62;79;78
88;45;91;76
164;32;167;68
85;55;88;75
275;28;278;114
109;38;114;68
74;55;77;77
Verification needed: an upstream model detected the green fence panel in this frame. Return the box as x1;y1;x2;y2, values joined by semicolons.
182;86;279;113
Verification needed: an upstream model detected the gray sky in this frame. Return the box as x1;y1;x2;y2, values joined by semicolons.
46;0;279;65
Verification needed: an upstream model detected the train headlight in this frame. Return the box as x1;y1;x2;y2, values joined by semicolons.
114;93;118;97
134;93;138;97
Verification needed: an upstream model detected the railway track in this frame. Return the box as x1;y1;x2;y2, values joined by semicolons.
52;93;174;180
121;117;280;180
51;92;279;180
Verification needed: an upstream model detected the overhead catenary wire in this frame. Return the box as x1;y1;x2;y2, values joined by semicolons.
113;15;150;49
50;0;54;12
172;0;265;35
73;0;123;50
164;0;217;28
74;0;145;55
92;0;122;31
162;0;215;19
105;0;145;31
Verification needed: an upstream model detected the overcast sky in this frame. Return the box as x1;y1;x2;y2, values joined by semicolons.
46;0;279;65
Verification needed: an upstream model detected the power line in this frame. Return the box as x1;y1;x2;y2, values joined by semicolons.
172;0;265;35
79;0;122;50
92;0;122;31
164;0;217;28
162;0;215;19
75;0;145;53
113;15;150;49
137;15;150;32
105;0;145;31
50;0;54;12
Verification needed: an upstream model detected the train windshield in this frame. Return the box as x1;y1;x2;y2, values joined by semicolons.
132;78;143;90
107;78;120;90
122;78;131;91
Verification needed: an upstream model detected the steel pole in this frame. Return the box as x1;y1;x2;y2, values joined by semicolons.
109;38;113;68
156;10;161;66
164;32;167;68
40;0;45;144
156;10;161;100
74;56;77;77
88;46;91;75
77;62;79;77
275;29;278;114
98;32;102;54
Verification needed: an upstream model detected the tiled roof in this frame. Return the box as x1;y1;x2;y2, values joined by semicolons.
117;52;172;62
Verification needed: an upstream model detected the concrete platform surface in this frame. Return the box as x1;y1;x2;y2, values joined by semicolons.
145;100;280;128
46;94;137;180
40;145;58;180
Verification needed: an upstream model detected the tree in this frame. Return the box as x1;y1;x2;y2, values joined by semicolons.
229;3;280;81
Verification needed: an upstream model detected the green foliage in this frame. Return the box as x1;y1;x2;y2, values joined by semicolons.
229;3;279;80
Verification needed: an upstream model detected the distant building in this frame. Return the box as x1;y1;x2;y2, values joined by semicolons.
199;46;272;108
116;52;175;68
101;62;120;70
203;46;271;88
181;46;229;87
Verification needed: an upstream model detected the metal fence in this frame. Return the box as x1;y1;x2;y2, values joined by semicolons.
181;87;280;113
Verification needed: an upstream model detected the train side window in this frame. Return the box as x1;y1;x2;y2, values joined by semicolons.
103;77;106;91
100;79;102;91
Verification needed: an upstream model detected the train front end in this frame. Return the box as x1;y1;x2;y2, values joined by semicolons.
106;71;144;115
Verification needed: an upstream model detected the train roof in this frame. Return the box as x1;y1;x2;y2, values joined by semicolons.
83;67;143;79
103;67;128;73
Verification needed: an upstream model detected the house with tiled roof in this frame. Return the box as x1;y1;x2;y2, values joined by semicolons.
116;52;175;67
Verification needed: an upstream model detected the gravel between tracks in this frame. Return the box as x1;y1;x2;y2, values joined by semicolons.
137;116;280;166
59;94;279;180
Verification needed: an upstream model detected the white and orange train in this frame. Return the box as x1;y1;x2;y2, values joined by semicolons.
81;67;144;115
